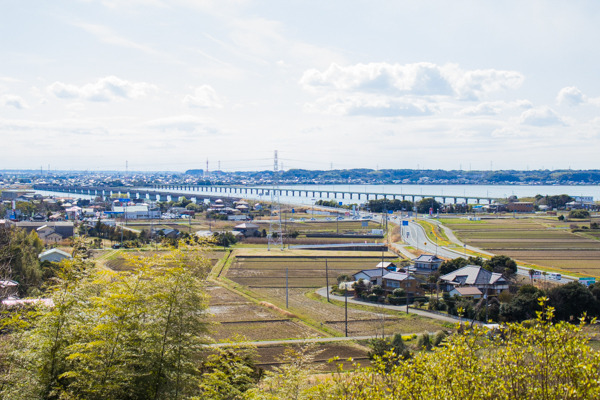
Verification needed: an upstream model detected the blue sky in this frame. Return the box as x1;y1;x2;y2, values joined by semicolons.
1;1;600;171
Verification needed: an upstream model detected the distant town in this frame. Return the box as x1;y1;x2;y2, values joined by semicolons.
2;167;600;186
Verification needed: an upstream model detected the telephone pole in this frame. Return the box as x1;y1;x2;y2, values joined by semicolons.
268;150;284;250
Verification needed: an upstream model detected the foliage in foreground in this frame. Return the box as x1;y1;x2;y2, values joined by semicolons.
0;249;212;400
246;300;600;400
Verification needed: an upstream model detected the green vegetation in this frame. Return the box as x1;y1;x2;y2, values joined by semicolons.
0;249;219;400
245;301;600;399
0;226;45;296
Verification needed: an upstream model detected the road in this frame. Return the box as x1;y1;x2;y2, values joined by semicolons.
386;214;577;283
315;287;470;325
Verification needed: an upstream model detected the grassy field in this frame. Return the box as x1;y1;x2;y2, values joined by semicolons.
439;216;600;276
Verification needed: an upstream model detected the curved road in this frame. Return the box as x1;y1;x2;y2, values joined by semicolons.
391;215;576;283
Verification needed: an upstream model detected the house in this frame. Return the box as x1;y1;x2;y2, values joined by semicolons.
39;248;73;263
233;223;260;237
412;254;444;274
449;286;483;299
506;202;535;213
440;265;509;295
15;221;74;238
381;272;423;295
156;228;180;239
353;268;389;286
36;225;65;244
375;261;397;271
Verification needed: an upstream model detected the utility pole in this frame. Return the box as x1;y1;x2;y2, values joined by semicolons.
345;288;348;337
325;259;330;302
268;150;284;250
286;268;289;308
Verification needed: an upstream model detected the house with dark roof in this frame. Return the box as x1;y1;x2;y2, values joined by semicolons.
381;272;423;295
440;265;509;295
412;254;444;274
233;222;260;237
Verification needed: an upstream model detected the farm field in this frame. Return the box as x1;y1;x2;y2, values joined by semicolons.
220;248;449;337
227;251;398;289
250;287;450;337
439;217;600;276
205;285;323;342
254;342;371;371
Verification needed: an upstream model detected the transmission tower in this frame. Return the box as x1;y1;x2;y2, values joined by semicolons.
268;150;284;250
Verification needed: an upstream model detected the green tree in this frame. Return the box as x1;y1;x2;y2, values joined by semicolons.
416;198;441;214
548;281;599;321
484;255;517;276
1;248;212;400
0;227;44;296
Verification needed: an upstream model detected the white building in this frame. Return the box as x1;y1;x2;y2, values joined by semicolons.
109;204;160;219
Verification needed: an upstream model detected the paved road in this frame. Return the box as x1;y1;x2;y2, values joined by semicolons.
389;214;576;283
315;287;468;325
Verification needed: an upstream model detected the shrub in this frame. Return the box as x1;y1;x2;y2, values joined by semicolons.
569;209;590;219
432;330;447;346
416;332;432;351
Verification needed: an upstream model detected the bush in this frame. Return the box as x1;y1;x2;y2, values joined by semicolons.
416;332;432;351
428;298;446;311
432;330;447;346
367;293;379;302
569;210;590;219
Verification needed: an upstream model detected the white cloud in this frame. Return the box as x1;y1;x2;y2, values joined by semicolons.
47;76;156;102
182;85;223;108
519;106;565;127
300;62;523;99
458;100;532;116
0;95;28;109
453;68;524;100
0;117;108;136
143;115;220;135
557;86;586;106
305;93;434;117
300;62;524;118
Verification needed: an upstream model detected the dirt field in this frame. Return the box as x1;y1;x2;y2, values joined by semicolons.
205;285;324;342
254;342;371;371
250;287;449;337
228;254;398;289
439;217;600;276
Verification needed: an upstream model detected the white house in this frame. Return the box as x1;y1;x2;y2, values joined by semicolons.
39;248;73;263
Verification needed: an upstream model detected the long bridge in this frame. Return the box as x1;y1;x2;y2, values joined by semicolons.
34;184;499;204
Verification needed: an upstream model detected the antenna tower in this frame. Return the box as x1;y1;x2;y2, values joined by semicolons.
268;150;284;250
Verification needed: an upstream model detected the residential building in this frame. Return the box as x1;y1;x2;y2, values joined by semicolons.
39;248;73;263
412;254;444;274
440;265;509;295
233;222;260;237
381;272;423;295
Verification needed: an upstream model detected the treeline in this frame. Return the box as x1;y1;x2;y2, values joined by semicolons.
186;168;600;184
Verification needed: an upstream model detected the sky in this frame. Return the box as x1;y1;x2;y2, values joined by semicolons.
1;0;600;172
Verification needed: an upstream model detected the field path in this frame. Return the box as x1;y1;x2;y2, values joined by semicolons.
315;287;468;325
